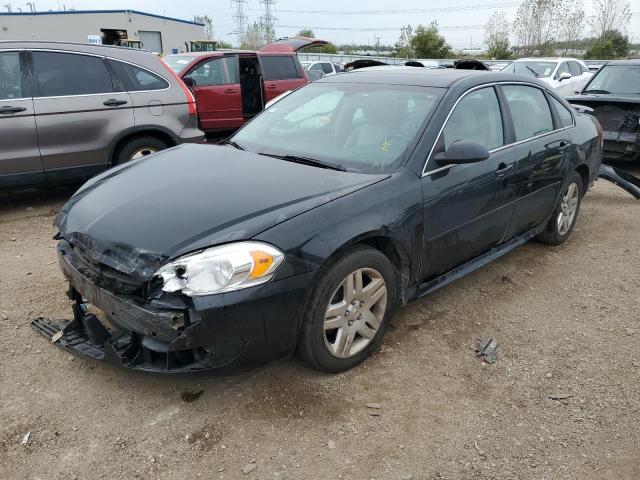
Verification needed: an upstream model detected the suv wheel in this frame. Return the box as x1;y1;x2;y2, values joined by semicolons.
114;136;169;165
299;246;396;373
535;171;583;246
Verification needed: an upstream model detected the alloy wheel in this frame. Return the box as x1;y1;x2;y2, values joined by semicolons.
557;182;579;236
323;268;387;359
130;147;158;160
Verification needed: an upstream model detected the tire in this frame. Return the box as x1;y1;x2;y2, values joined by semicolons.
299;246;397;373
535;171;583;246
114;136;169;166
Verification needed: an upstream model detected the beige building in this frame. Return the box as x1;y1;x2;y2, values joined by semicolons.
0;9;205;55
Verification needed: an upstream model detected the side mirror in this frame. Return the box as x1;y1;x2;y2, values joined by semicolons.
434;140;491;166
558;72;572;82
182;76;196;88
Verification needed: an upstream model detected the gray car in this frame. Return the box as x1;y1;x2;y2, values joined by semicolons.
0;41;204;188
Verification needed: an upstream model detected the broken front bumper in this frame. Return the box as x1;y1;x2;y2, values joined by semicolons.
603;131;640;162
32;243;314;373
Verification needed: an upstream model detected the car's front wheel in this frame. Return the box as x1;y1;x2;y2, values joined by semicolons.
536;171;583;246
299;246;396;373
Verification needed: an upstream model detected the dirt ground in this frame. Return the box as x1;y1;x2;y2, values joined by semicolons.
1;170;639;480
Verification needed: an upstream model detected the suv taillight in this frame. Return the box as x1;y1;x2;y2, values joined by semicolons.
160;60;198;117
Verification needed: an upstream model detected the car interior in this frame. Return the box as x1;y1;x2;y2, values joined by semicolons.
0;54;22;99
239;56;264;119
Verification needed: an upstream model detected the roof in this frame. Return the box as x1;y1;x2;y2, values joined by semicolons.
514;57;583;62
0;9;204;26
319;67;550;90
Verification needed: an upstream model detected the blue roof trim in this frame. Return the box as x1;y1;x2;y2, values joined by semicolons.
0;10;205;26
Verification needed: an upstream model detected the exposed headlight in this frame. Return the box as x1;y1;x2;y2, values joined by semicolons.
155;242;284;296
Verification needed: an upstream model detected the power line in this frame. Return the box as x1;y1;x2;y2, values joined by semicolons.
259;0;278;44
247;2;519;15
231;0;248;46
277;24;485;31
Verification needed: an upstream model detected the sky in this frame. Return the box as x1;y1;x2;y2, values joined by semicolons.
11;0;640;50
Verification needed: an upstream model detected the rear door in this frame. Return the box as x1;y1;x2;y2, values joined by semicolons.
30;50;134;182
183;55;242;130
421;86;517;279
258;54;307;103
0;49;43;186
501;84;569;236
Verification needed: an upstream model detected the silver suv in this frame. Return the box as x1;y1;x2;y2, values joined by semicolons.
0;41;204;188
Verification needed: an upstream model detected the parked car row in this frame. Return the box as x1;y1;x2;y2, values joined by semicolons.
501;57;593;96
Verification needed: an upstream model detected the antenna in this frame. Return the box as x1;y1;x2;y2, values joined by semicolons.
231;0;247;47
259;0;277;44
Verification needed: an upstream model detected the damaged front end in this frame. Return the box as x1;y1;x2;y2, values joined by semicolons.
32;240;249;372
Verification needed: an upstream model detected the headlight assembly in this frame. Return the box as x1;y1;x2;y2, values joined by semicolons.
155;242;284;296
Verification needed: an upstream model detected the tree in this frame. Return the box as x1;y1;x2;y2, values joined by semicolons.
193;14;214;41
513;0;564;56
484;11;512;59
585;29;630;58
297;29;315;38
216;40;233;49
558;0;586;55
589;0;631;40
395;25;414;58
410;22;452;58
241;21;267;50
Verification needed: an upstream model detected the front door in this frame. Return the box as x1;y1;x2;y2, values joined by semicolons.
30;50;134;182
0;50;43;187
421;86;517;279
501;84;568;235
185;55;242;130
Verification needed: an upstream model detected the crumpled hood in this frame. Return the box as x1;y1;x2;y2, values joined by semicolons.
55;144;387;282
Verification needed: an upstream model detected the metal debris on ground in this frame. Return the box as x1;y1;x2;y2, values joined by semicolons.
597;165;640;199
475;337;498;364
549;393;574;401
366;403;382;410
51;331;63;344
20;432;31;445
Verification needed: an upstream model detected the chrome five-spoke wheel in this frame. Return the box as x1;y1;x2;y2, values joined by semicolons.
557;182;579;236
323;268;387;359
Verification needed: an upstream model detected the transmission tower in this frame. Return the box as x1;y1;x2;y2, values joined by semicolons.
259;0;278;44
231;0;247;47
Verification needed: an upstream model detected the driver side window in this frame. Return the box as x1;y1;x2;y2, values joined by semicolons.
187;58;227;87
442;87;504;152
556;62;570;79
0;51;22;100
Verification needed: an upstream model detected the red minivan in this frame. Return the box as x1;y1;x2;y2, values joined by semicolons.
163;37;327;132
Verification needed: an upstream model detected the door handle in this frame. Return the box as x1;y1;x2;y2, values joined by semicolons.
558;141;569;151
495;163;514;177
0;106;27;114
224;88;239;94
103;99;128;107
266;84;277;89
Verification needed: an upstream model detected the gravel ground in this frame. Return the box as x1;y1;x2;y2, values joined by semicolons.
1;170;639;480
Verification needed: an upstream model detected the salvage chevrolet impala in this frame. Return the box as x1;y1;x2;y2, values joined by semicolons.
33;68;602;373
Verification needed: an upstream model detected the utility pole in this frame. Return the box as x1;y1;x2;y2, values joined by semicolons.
231;0;247;47
259;0;277;44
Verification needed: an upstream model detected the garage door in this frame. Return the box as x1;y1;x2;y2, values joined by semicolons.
139;31;163;54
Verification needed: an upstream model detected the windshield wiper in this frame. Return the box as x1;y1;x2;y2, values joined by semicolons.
259;153;346;172
524;65;540;78
221;139;245;150
583;89;611;94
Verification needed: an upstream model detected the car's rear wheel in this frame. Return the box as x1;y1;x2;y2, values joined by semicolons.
535;171;583;246
299;246;396;373
114;136;169;165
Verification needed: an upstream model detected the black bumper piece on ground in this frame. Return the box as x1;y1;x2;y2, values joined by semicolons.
598;164;640;200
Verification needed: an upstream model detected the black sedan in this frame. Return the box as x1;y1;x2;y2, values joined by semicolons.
34;68;603;373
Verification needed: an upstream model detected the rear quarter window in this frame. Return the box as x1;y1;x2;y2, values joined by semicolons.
549;96;574;128
261;56;301;80
109;60;169;91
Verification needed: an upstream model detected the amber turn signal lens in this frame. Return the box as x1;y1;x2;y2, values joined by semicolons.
249;251;275;278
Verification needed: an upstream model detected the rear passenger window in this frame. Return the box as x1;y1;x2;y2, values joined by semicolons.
442;87;504;151
0;51;22;100
503;85;554;141
549;96;574;128
321;63;333;74
109;60;169;91
32;52;114;97
261;56;300;80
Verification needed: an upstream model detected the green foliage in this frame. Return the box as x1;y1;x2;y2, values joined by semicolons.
410;22;452;59
297;29;315;38
584;29;630;59
216;40;233;50
193;14;214;41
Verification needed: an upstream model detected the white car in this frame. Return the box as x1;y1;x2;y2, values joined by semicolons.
301;61;341;76
501;58;592;96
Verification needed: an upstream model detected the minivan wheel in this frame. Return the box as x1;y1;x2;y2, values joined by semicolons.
299;246;396;373
114;136;169;165
535;171;583;246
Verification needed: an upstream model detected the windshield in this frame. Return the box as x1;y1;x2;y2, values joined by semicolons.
163;55;196;74
231;82;443;173
584;65;640;94
502;61;557;78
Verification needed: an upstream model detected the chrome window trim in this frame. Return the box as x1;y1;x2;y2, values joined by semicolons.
421;81;573;178
26;48;171;98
